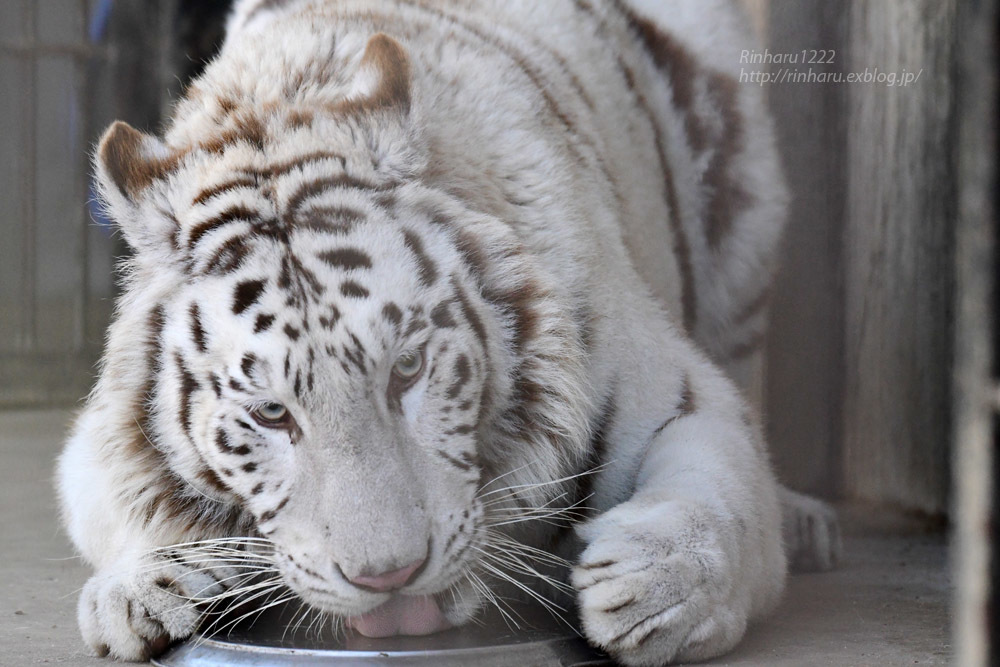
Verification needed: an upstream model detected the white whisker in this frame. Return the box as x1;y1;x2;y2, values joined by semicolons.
473;546;574;596
476;463;610;500
284;601;312;642
204;588;297;640
466;571;523;630
475;560;567;614
485;532;572;567
476;461;539;493
188;571;284;605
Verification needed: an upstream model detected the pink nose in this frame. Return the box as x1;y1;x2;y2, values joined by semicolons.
348;559;425;592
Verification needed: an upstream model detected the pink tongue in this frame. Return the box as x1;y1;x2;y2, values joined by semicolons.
347;595;451;638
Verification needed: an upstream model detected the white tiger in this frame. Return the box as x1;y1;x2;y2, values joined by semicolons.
57;0;839;664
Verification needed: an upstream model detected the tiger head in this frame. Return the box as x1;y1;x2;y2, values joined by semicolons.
94;32;591;634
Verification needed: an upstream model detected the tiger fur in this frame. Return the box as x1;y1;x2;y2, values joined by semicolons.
57;0;839;664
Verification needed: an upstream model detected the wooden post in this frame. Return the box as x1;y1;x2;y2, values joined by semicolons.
841;0;956;515
952;0;997;662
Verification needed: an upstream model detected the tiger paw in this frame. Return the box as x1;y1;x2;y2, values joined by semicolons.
571;500;748;666
77;553;236;661
779;486;841;572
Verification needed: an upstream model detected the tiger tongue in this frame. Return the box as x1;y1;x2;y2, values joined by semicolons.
347;595;451;638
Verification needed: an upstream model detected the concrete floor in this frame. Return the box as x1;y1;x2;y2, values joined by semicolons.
1;409;951;666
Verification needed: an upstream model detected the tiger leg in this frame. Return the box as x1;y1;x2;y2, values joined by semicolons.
721;345;842;573
59;413;245;661
571;360;786;666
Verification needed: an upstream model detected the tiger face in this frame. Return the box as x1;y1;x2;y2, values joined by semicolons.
92;33;590;636
159;186;503;634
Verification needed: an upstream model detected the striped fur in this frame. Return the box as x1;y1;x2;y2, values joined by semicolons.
56;1;828;664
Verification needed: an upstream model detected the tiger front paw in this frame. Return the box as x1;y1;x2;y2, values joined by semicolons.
78;553;236;661
571;500;749;666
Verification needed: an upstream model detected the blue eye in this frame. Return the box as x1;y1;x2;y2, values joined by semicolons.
252;402;289;426
392;350;424;379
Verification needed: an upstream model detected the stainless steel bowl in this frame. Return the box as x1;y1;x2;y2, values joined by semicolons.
152;602;611;666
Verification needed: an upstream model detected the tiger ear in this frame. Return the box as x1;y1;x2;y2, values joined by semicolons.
337;33;412;117
94;121;178;251
95;121;175;205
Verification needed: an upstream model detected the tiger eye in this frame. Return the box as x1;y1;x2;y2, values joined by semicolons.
392;350;424;379
252;402;289;426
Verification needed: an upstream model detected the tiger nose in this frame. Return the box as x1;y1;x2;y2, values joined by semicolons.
347;558;426;592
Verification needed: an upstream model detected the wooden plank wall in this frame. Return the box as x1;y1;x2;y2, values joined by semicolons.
741;0;957;515
0;0;116;406
841;1;955;516
0;1;176;407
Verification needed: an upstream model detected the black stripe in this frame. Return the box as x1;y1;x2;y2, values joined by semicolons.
320;305;342;330
495;282;541;355
192;175;258;207
285;174;385;218
404;317;428;337
600;0;697;329
317;247;373;270
240;353;257;379
573;386;618;513
383;303;403;327
340;281;369;298
259;495;290;523
452;280;488;350
233;279;267;315
434;449;480;472
215;429;252;456
209;373;222;398
650;374;697;440
447;354;471;399
431;301;456;328
174;352;200;438
188;205;260;248
253;313;276;333
203;234;253;275
294;205;365;234
250;151;345;179
402;230;439;286
189;303;207;353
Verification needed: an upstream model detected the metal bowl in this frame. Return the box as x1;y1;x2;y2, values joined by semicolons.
152;602;611;666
